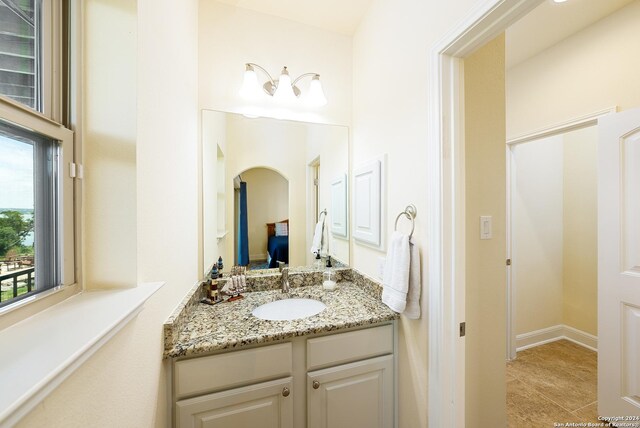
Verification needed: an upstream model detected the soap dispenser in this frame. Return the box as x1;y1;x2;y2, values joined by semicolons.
322;269;336;291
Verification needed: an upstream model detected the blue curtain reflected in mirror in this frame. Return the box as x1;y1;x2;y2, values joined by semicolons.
237;181;249;266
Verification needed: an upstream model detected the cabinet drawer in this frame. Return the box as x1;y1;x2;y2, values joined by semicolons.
175;342;292;399
306;324;393;371
176;377;293;428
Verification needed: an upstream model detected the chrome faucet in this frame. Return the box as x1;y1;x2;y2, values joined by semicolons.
280;266;290;293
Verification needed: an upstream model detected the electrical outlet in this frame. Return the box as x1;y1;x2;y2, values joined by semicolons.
377;256;386;279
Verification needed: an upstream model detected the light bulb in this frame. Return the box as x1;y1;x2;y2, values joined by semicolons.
273;66;297;103
239;64;260;99
307;75;327;107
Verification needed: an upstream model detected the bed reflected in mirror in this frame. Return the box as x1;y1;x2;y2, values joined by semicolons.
201;110;350;275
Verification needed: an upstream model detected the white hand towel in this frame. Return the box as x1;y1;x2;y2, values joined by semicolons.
403;241;421;319
310;219;324;254
382;231;411;313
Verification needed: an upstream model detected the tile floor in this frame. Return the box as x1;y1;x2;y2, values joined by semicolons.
506;339;606;427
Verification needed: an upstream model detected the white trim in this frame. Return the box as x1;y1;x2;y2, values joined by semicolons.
0;282;164;427
507;107;618;145
515;324;598;353
428;1;545;426
563;325;598;352
515;325;564;351
506;145;515;360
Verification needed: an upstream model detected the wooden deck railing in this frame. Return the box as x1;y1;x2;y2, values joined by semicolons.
0;267;35;302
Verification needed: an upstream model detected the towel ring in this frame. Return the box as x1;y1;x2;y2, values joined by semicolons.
394;204;417;238
318;209;327;221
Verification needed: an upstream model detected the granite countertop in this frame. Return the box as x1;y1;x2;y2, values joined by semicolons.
164;279;398;359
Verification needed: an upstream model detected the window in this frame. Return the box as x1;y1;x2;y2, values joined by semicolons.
0;0;42;111
0;120;60;306
0;0;74;310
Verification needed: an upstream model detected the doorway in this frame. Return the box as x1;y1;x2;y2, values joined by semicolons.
506;125;599;425
233;167;289;270
507;125;598;357
427;0;640;426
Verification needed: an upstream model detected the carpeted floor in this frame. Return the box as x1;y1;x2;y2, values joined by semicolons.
507;339;606;427
247;260;270;270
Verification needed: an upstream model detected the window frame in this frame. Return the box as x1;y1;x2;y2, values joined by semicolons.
0;0;77;317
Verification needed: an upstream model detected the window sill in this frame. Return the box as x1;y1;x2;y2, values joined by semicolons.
0;282;164;426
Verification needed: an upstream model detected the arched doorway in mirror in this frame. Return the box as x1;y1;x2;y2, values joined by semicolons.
233;167;289;270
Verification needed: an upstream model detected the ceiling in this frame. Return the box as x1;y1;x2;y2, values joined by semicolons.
506;0;636;68
213;0;634;67
214;0;374;36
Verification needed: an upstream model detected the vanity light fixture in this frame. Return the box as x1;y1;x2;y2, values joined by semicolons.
240;63;327;107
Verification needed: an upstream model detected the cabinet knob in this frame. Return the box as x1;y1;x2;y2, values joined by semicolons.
312;380;320;389
282;387;290;397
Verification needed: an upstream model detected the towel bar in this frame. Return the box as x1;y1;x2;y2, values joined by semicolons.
394;204;417;238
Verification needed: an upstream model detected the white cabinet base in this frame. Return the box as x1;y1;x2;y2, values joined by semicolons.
176;377;293;428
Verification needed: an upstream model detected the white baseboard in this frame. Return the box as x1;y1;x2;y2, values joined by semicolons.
516;324;598;352
516;325;564;351
563;325;598;351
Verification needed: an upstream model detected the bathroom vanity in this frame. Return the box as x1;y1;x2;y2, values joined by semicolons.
163;270;398;428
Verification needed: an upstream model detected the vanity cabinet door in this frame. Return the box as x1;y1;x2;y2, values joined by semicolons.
307;355;393;428
176;377;293;428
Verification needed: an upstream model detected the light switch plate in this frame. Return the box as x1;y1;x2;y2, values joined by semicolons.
480;216;492;240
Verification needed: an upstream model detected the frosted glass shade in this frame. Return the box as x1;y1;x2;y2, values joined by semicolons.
307;75;327;107
273;68;297;102
239;67;260;99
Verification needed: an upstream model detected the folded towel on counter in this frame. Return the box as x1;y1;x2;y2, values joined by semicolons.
403;240;421;319
310;218;325;255
382;231;411;313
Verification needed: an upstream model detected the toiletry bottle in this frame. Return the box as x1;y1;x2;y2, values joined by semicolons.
322;269;336;291
325;256;333;268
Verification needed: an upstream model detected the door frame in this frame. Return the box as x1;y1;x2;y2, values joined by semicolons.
426;1;544;426
505;107;617;360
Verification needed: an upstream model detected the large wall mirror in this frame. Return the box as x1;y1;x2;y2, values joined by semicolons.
202;110;349;275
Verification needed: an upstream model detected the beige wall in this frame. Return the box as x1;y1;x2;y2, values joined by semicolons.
242;168;289;260
563;127;598;336
198;1;352;126
464;34;507;428
512;136;564;335
352;0;478;426
17;0;200;426
82;0;137;289
507;0;640;138
202;110;227;274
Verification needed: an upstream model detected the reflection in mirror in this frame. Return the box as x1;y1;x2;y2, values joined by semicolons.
202;111;349;275
234;168;289;270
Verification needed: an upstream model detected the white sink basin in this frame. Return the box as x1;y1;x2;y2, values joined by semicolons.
252;298;327;321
